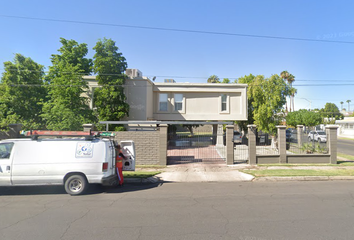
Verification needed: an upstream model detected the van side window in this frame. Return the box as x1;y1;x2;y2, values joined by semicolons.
0;143;14;159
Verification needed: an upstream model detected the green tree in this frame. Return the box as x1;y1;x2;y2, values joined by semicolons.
93;38;129;131
251;74;289;135
236;74;256;133
286;109;322;127
0;54;47;130
207;75;220;83
237;74;289;136
42;38;95;130
222;78;230;83
320;102;343;122
340;101;344;110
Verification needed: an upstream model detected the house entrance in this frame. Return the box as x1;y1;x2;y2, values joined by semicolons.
167;124;226;165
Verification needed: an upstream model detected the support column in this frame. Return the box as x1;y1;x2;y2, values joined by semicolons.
326;125;339;164
216;124;224;147
248;125;257;165
212;124;217;145
83;123;95;132
159;124;168;166
297;125;304;150
277;125;287;164
226;125;234;165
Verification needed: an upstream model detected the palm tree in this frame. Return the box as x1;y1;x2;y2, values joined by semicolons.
280;71;290;112
289;87;297;112
340;101;344;110
280;71;290;80
287;74;295;112
347;100;351;112
207;75;220;83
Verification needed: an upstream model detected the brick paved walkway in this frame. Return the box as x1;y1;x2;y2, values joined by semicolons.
167;146;225;165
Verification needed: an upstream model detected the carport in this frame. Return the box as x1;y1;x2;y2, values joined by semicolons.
99;121;235;166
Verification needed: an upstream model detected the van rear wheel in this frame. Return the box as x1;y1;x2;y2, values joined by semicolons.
65;175;88;195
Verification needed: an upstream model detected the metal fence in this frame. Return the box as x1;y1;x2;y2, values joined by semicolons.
234;136;249;164
167;131;226;164
249;127;329;156
287;127;329;155
254;132;279;155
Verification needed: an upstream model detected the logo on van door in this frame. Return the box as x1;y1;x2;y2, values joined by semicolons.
76;142;94;157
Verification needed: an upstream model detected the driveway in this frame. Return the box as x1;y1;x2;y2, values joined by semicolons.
155;162;254;182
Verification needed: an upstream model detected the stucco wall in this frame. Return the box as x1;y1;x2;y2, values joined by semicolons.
123;78;154;121
153;84;247;121
84;76;248;121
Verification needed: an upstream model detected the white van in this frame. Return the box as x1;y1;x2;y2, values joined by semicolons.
0;137;121;195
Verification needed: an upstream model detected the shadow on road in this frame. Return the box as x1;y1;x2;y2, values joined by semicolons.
0;182;163;196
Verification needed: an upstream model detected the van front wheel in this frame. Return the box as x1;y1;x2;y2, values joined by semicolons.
65;175;88;195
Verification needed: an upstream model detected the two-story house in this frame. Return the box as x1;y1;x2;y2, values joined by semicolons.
83;69;248;124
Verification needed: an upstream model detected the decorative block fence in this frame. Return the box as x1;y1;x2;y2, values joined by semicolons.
1;123;339;165
247;125;339;165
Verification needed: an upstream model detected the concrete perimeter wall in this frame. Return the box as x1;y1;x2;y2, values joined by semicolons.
115;130;160;165
114;124;168;166
248;125;339;165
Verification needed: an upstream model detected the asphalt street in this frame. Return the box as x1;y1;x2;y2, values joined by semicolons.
338;139;354;156
1;181;354;240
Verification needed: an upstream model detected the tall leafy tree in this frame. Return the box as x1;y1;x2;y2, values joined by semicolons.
42;38;95;130
93;38;129;131
286;109;322;127
236;74;289;136
0;54;47;130
320;102;343;121
236;74;256;133
251;74;289;135
340;101;344;110
207;75;220;83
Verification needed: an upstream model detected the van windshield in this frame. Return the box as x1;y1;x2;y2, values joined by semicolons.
317;132;326;135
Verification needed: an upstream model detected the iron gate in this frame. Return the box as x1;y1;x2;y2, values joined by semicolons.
167;130;226;165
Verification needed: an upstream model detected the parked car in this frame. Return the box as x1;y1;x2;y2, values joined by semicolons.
286;129;292;141
233;131;242;144
308;130;327;143
223;130;243;145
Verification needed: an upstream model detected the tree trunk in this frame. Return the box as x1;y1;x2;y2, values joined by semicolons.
271;135;277;151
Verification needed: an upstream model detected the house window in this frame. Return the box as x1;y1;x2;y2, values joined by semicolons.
221;94;227;112
159;93;168;112
174;94;183;111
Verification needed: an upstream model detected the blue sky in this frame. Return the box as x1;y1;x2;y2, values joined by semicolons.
1;0;354;111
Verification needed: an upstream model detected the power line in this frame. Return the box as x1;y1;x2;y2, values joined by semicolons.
2;68;354;83
1;83;354;88
1;14;354;45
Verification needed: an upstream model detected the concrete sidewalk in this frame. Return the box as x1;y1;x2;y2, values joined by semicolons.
155;164;254;182
129;163;254;183
127;156;354;183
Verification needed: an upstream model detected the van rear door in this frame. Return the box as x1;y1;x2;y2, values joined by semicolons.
0;142;14;185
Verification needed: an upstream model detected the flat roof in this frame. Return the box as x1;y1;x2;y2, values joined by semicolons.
100;121;234;130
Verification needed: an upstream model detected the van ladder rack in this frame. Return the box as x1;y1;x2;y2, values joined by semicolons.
20;130;115;140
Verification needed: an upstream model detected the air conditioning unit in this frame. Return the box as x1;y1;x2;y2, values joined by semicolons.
126;69;142;78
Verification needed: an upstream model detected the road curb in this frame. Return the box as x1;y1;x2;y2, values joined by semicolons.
254;176;354;182
124;176;161;183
